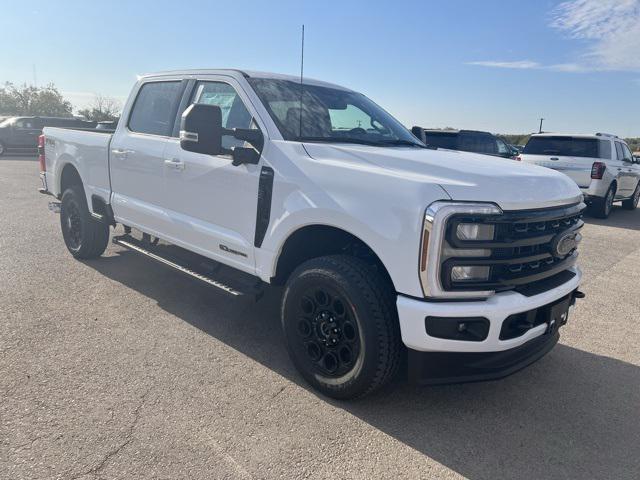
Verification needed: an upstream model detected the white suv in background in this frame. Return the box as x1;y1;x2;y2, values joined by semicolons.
520;133;640;218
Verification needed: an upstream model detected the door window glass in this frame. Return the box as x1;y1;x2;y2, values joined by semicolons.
496;139;510;156
128;81;182;136
599;140;612;160
615;142;625;161
621;143;633;161
192;81;254;149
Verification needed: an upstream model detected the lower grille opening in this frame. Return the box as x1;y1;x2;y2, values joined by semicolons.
425;316;489;342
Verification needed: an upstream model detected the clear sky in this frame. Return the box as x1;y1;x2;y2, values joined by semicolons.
1;0;639;136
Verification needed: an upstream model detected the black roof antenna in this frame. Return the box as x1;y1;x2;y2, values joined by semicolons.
298;24;305;139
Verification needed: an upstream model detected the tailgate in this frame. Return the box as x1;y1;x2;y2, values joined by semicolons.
520;154;593;188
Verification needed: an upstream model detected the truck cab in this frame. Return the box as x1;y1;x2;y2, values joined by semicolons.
40;69;585;399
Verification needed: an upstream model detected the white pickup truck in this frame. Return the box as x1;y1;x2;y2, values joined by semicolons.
39;69;585;399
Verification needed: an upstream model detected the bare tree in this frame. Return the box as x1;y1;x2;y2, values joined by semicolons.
77;94;122;122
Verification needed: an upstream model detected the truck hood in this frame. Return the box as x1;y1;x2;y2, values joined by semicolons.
303;143;583;210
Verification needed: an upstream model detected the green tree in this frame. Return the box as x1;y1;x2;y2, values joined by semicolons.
77;94;121;122
0;82;73;116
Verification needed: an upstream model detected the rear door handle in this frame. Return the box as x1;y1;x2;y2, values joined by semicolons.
550;157;559;161
164;158;185;171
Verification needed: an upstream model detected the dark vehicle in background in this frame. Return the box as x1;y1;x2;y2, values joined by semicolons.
411;128;518;159
0;116;96;155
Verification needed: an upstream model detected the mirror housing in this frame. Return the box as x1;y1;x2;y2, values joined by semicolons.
180;103;223;155
411;126;426;143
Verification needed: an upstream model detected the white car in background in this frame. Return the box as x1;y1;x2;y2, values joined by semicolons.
519;133;640;218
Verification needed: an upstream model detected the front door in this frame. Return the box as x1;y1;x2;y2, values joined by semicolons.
161;77;264;273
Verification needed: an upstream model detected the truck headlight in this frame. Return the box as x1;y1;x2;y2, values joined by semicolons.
456;223;495;241
419;201;502;299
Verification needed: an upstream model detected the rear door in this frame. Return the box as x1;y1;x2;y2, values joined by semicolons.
109;79;186;236
160;76;265;272
520;136;602;188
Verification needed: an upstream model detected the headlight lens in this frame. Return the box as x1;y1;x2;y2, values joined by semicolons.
450;265;491;282
456;223;495;241
419;202;502;299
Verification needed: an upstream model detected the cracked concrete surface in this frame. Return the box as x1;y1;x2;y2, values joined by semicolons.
1;158;639;479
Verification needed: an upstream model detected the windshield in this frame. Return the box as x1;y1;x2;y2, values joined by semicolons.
247;78;424;147
0;118;13;127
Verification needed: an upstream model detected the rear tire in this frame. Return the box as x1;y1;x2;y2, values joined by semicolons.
281;255;401;400
60;186;110;259
590;184;615;218
622;183;640;210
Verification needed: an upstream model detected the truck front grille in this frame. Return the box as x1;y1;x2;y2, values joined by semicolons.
441;203;584;294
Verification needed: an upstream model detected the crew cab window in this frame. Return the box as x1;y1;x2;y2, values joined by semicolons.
192;81;254;149
128;81;182;136
615;142;625;161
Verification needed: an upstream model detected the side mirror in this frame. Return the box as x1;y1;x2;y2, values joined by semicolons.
180;103;223;155
411;126;426;143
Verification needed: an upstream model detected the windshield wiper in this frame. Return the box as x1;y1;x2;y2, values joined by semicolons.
379;139;426;148
296;136;381;147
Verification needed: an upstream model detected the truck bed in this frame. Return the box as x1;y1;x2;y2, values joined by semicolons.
42;127;113;207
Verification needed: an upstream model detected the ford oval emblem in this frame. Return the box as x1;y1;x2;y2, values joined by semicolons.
551;231;579;258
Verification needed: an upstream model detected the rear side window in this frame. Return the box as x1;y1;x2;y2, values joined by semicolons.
128;81;182;136
424;132;458;149
599;140;611;160
615;142;624;160
458;133;497;155
523;136;601;158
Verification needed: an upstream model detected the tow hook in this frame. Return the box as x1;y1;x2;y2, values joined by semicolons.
48;202;61;213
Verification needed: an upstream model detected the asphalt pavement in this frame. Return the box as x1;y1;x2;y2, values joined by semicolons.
1;157;639;479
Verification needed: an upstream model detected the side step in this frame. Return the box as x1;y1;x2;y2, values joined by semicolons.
112;234;264;300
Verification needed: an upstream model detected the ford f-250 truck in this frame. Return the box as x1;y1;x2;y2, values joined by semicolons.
39;69;585;399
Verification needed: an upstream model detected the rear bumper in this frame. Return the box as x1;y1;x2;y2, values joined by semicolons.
580;179;610;200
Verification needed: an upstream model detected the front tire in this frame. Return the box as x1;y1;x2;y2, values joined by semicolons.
622;183;640;210
281;255;401;399
60;186;110;259
590;184;615;218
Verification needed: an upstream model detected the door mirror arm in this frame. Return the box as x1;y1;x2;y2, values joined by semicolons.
225;127;264;153
231;147;260;166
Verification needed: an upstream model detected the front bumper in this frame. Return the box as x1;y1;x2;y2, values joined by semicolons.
397;266;582;353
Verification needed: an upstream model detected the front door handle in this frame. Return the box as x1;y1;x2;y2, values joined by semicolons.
112;149;131;160
549;157;559;161
164;158;185;171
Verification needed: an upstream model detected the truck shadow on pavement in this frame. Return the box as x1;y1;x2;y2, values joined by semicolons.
88;249;640;480
584;207;640;231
